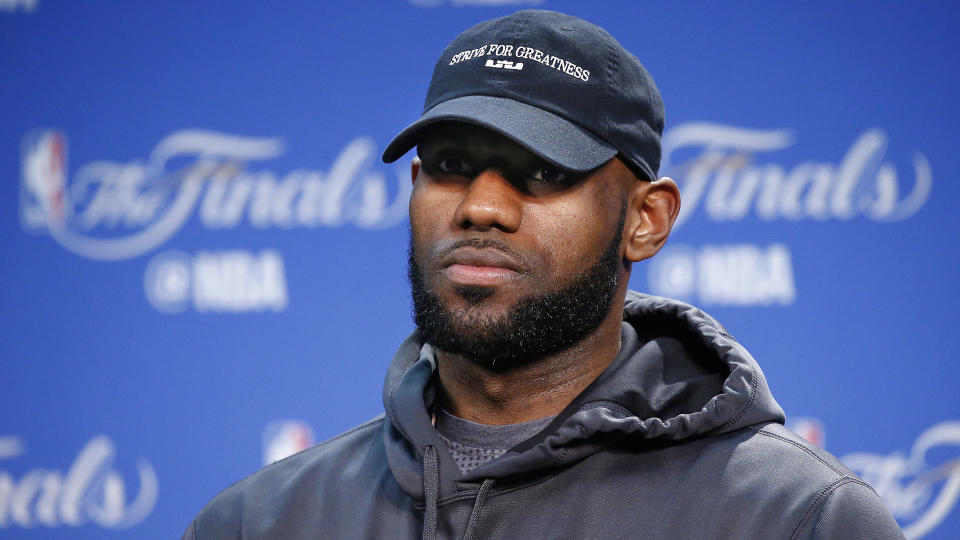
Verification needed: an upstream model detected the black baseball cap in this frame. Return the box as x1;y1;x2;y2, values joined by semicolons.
382;9;664;181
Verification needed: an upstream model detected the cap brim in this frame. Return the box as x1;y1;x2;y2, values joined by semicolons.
381;95;617;172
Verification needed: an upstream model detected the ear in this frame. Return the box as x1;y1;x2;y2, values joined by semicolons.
411;156;421;185
623;177;681;263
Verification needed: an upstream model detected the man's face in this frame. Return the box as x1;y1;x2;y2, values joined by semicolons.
408;122;634;368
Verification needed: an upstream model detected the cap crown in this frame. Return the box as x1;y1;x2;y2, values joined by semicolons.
425;10;664;179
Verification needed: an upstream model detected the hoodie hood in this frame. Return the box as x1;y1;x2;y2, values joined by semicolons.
381;291;785;501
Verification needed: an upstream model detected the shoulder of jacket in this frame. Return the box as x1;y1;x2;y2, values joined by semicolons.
745;424;903;539
790;476;904;539
188;415;386;538
746;423;859;479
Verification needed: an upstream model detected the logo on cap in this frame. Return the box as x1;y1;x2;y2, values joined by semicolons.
485;59;524;71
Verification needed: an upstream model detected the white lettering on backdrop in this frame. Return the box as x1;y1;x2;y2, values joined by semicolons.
661;123;931;227
647;243;796;306
843;422;960;540
144;249;289;313
0;435;157;529
20;130;412;261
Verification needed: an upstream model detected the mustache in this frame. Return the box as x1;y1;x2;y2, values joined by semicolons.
429;237;528;268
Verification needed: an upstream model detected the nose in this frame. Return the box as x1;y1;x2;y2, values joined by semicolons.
452;170;522;232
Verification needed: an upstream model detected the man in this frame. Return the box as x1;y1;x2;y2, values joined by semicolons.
184;10;904;539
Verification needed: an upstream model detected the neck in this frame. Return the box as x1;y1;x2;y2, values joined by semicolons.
435;291;626;425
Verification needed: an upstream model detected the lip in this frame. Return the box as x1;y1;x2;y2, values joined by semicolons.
439;247;525;286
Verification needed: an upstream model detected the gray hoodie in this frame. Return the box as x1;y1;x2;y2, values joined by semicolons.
183;292;904;539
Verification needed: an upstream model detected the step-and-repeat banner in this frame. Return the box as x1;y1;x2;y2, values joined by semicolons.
2;1;958;538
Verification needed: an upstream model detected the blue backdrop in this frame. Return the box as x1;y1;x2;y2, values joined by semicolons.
2;1;958;538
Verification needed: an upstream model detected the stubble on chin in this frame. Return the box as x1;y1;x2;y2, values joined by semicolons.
454;284;495;305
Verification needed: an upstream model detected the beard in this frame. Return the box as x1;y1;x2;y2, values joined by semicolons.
408;205;626;370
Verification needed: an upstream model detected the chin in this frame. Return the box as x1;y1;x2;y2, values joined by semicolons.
453;284;496;305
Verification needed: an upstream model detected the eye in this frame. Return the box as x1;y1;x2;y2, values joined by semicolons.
436;158;472;175
531;167;567;183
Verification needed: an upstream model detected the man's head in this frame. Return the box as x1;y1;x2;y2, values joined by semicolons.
384;10;680;368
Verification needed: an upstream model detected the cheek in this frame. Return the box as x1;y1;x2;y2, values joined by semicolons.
409;182;438;231
409;181;458;257
525;196;618;270
408;189;432;261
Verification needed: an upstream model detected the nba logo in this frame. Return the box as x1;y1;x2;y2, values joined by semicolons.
786;417;826;448
262;420;315;466
20;129;69;232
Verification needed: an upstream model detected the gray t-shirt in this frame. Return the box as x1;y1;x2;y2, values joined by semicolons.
435;408;555;474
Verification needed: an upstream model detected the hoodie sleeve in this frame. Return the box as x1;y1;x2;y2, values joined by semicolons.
801;478;904;540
